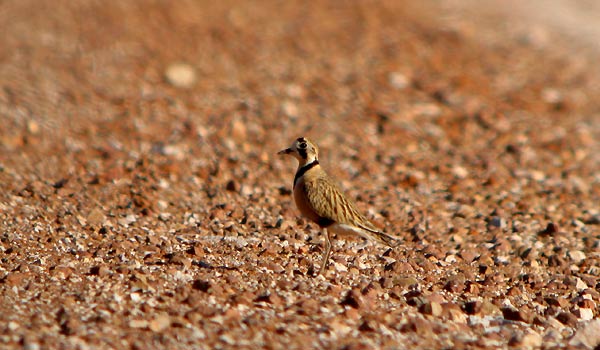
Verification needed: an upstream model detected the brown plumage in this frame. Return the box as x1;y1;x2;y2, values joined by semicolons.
278;137;401;275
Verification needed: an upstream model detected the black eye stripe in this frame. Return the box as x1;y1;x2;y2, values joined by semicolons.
298;147;308;159
299;142;307;149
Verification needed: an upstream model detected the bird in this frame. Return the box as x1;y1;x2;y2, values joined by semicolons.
278;137;401;275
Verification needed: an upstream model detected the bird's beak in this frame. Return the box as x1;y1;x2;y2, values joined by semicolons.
278;148;293;155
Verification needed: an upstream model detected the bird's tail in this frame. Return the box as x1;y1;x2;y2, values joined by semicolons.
373;230;402;247
359;224;402;247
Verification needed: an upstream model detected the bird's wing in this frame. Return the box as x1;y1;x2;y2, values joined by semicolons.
304;175;367;225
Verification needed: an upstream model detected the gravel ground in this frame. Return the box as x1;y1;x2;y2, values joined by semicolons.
1;1;599;349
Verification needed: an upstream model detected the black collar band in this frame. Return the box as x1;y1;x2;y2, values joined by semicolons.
294;160;319;188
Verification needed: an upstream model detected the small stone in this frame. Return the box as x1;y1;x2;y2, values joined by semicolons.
358;319;377;333
149;314;171;332
388;72;409;89
226;180;239;192
541;88;562;104
340;289;362;309
502;307;532;323
231;118;247;141
129;319;148;328
285;84;304;98
330;319;353;335
27;120;40;134
463;300;482;315
89;265;110;277
520;331;543;349
333;261;348;273
282;100;298;118
254;291;272;303
444;254;457;263
556;311;578;327
584;214;600;225
545;296;569;308
529;170;545;181
452;166;468;179
574;308;594;321
459;250;479;263
419;301;443;317
394;277;419;288
575;278;589;291
487;216;506;229
219;334;236;345
569;319;600;348
297;298;320;315
51;266;73;280
157;200;168;210
568;250;586;264
480;300;501;316
344;308;361;321
265;262;284;273
414;103;441;117
165;63;196;89
578;299;596;309
465;282;480;294
158;212;172;221
118;214;137;226
60;316;81;335
444;279;465;293
192;280;211;292
162;145;184;159
130;292;142;302
87;207;105;226
538;222;559;236
442;303;467;323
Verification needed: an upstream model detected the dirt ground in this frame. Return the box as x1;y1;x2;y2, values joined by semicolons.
1;1;599;349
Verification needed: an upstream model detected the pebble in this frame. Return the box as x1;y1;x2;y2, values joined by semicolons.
541;88;562;104
519;331;543;349
285;84;304;98
388;72;410;89
480;301;501;316
27;120;40;135
129;319;148;328
575;278;589;291
443;303;467;323
487;216;507;229
340;289;363;309
556;312;578;327
574;308;594;321
149;314;171;332
463;301;482;315
419;301;443;317
569;319;600;348
333;261;348;273
501;307;532;323
394;277;419;288
568;250;586;264
118;214;137;226
282;100;298;118
231;118;247;141
451;166;469;179
459;250;479;263
165;63;196;89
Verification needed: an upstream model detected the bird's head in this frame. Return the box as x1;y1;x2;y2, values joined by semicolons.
278;137;319;166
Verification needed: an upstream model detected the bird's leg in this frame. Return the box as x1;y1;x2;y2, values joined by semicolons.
317;228;331;276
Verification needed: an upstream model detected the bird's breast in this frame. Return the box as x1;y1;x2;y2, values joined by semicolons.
293;176;325;225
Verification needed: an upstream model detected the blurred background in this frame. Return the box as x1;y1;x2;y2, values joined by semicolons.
0;1;599;348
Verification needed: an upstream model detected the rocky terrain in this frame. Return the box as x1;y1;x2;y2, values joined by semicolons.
1;1;599;349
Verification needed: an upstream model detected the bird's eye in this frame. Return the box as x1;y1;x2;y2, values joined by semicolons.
298;142;307;149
